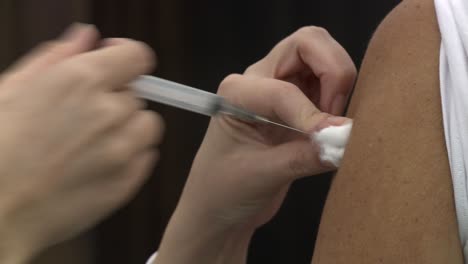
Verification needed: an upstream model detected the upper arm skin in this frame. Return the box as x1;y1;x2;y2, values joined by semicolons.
312;0;463;263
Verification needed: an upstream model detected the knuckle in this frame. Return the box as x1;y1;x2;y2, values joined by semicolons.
276;81;298;97
129;41;156;71
140;111;166;146
293;26;331;52
299;105;323;125
217;74;243;95
120;151;158;186
64;61;101;85
295;26;330;40
244;64;256;74
134;97;147;110
118;166;152;199
269;81;298;105
0;72;24;87
344;64;358;80
94;97;128;123
105;140;133;165
37;41;63;53
37;40;73;59
331;63;357;83
150;113;165;143
115;179;140;202
37;41;58;52
308;111;329;126
99;97;120;114
122;94;144;112
244;61;262;75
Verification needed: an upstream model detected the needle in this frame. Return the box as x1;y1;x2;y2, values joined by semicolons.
252;116;309;135
131;75;309;135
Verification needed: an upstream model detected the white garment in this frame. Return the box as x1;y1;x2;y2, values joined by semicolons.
146;252;157;264
435;0;468;260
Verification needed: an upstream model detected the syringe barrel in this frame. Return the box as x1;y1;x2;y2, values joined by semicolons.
130;75;222;116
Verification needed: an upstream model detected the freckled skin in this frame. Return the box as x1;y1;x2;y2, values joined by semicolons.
312;0;463;263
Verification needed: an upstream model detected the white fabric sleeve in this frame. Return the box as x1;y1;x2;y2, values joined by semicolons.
145;252;157;264
434;0;468;261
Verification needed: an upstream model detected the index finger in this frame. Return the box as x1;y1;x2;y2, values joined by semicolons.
245;27;357;115
218;74;329;133
67;39;156;89
5;23;99;80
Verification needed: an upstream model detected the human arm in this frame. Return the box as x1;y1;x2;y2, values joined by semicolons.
154;27;355;264
0;24;164;263
311;0;464;263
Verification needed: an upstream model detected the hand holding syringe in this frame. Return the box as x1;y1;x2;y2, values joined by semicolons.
130;75;308;134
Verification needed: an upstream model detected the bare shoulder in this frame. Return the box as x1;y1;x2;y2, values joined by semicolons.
312;0;463;263
348;0;440;118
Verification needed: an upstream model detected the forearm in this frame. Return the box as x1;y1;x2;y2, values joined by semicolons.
0;206;37;264
155;204;252;264
0;229;31;264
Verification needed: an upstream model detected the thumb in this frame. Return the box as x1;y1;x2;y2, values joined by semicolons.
263;116;353;183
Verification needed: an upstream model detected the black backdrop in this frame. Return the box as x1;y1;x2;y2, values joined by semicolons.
0;0;405;263
90;1;401;263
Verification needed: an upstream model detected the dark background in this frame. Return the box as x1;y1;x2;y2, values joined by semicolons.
0;0;400;263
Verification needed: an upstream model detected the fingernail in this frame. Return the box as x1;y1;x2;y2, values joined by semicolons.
314;116;351;132
61;23;92;41
101;38;127;47
326;116;352;126
330;94;347;115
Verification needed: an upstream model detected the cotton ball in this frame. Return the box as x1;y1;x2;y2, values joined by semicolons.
312;122;353;167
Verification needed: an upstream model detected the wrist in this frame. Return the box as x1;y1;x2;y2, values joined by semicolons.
0;247;30;264
0;222;35;264
156;206;254;264
0;201;40;264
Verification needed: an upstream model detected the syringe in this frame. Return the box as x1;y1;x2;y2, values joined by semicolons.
130;75;307;134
